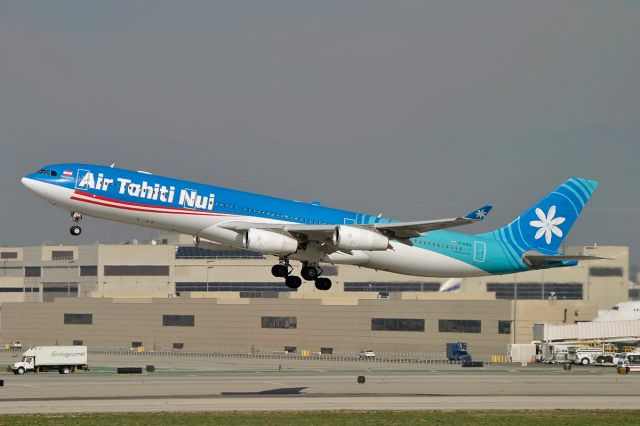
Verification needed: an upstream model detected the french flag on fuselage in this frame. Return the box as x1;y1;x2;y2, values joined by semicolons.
63;170;73;177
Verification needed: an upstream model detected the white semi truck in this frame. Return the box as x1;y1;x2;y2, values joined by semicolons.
11;346;88;374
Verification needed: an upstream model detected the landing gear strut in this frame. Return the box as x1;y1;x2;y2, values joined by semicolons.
69;212;82;236
301;264;320;281
272;258;302;289
302;263;332;291
271;259;332;291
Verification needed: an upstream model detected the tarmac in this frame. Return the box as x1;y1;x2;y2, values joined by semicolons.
0;352;637;413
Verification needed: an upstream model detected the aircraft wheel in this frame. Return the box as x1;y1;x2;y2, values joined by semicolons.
301;265;319;281
271;264;288;278
285;276;302;289
70;225;82;236
315;277;332;291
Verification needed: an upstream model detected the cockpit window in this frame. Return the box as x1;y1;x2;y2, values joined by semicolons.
36;169;58;177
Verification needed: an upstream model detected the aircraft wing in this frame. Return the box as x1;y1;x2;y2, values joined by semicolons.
218;205;492;240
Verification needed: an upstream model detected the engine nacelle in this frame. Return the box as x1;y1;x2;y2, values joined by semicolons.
243;229;298;255
332;226;389;251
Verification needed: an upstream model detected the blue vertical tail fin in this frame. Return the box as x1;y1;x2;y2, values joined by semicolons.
478;177;598;253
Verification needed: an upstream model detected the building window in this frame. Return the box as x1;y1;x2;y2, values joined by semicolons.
0;251;18;260
345;282;441;292
52;250;74;260
176;282;297;292
320;347;333;355
589;267;623;277
175;246;264;259
487;283;583;300
0;287;25;292
162;315;195;327
104;265;169;276
173;342;184;350
371;318;425;332
25;266;41;277
64;313;92;325
73;340;83;346
80;266;98;276
131;341;142;348
439;319;481;333
498;320;511;334
284;346;297;353
261;316;297;329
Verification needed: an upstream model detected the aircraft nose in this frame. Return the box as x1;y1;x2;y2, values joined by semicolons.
21;176;46;196
21;176;34;189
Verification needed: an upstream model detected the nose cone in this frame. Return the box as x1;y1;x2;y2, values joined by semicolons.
21;175;49;198
21;176;36;191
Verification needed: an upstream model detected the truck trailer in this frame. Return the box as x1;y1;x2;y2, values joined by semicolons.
11;346;88;375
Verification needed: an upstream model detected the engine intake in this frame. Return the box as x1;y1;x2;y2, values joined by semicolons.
243;229;298;255
333;226;389;251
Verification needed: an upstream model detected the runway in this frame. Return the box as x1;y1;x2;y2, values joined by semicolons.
0;354;637;413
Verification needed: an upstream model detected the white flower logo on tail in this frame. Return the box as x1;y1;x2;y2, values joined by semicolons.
529;206;566;245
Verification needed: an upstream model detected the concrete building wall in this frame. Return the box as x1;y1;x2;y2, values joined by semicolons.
2;298;514;356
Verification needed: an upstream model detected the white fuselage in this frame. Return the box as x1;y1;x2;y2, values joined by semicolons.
22;177;488;278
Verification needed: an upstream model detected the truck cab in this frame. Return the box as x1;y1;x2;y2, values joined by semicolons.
12;351;36;374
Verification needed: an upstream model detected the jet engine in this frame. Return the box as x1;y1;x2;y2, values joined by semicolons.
332;226;389;251
243;229;298;255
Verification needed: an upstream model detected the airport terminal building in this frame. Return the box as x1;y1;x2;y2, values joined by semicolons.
0;237;630;357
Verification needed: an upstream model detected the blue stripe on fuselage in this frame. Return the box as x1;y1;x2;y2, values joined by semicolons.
30;163;525;275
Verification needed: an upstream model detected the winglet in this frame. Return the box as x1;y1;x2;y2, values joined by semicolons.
464;205;492;221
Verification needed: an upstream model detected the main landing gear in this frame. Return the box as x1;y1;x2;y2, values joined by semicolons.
69;212;83;236
271;260;332;291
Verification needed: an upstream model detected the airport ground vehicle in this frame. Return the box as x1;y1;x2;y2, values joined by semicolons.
574;347;605;365
11;346;88;374
595;352;626;366
446;342;472;362
359;350;376;359
618;352;640;372
509;343;536;363
10;341;22;350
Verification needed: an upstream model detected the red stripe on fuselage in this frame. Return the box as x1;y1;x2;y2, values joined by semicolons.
70;192;231;217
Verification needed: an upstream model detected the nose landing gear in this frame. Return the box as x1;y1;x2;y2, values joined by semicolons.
69;212;83;236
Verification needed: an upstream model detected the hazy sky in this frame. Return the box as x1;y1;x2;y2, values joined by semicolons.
1;2;639;266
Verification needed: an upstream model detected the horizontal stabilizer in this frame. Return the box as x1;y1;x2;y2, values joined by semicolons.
523;251;608;267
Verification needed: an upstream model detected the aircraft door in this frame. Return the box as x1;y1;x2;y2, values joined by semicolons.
473;241;486;262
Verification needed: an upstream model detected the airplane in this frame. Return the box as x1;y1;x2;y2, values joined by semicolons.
22;164;601;290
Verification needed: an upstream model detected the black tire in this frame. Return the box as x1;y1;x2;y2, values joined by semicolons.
580;357;590;365
271;264;287;278
70;225;82;236
301;266;319;281
17;367;25;375
285;276;302;289
315;277;332;291
596;356;605;364
59;366;71;374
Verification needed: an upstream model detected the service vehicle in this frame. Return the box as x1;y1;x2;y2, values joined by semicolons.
446;342;472;363
359;350;376;359
11;346;88;375
619;352;640;372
